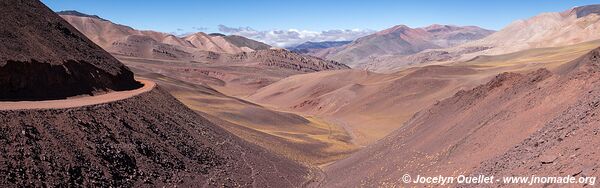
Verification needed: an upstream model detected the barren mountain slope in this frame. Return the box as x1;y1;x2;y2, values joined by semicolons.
0;87;316;187
221;35;271;51
60;11;349;97
60;12;270;61
364;4;600;72
127;68;357;165
466;47;600;187
183;32;253;54
464;5;600;56
59;14;187;49
325;24;493;68
248;37;600;147
248;66;485;146
462;39;600;70
322;48;600;187
0;0;140;101
118;49;349;97
0;0;314;187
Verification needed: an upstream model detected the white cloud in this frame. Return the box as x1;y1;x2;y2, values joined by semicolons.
218;25;374;47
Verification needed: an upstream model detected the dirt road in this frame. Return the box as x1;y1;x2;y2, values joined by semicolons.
0;79;155;110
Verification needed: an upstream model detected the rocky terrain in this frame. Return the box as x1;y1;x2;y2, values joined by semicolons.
119;49;349;97
0;0;141;101
323;24;493;68
219;35;271;51
58;9;356;167
463;5;600;56
128;69;358;166
56;10;107;21
0;1;316;187
60;12;349;96
467;48;600;186
363;4;600;72
59;11;271;62
247;65;485;146
322;48;600;187
0;87;315;187
246;36;600;149
225;49;350;72
113;50;357;166
10;1;600;187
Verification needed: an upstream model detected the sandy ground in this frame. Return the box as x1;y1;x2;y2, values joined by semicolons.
0;79;155;110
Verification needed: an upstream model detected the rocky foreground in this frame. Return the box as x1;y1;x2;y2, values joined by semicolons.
0;87;315;187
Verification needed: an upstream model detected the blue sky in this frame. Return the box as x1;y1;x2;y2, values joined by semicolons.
42;0;600;47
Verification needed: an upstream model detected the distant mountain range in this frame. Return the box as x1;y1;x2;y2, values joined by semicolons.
58;10;349;97
347;4;600;72
322;24;494;67
287;41;351;54
57;11;271;61
460;4;600;57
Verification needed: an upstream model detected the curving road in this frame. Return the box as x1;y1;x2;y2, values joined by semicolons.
0;79;155;110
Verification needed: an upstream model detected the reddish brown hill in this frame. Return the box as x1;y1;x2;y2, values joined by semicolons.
0;0;140;101
0;88;315;187
119;49;349;96
468;48;600;186
59;12;271;62
247;65;482;146
322;48;600;187
226;49;350;72
325;24;493;67
0;1;315;187
358;5;600;73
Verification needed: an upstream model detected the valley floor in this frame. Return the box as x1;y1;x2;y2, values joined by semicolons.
122;59;358;166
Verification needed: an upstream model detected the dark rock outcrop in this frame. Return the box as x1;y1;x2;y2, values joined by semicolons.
228;49;350;72
571;4;600;18
0;87;315;187
56;10;107;21
0;0;141;100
